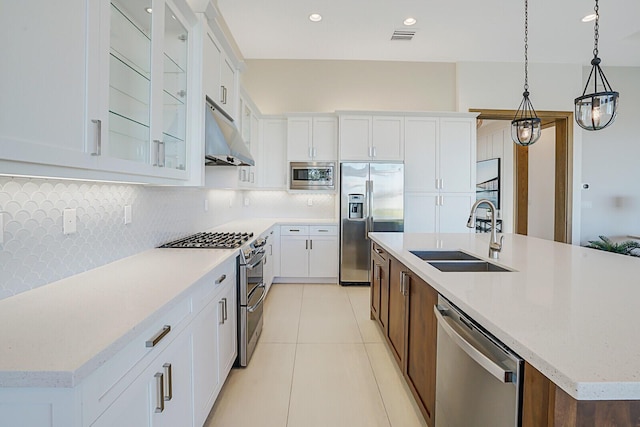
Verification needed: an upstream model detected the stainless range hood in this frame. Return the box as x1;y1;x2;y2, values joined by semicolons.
205;97;255;166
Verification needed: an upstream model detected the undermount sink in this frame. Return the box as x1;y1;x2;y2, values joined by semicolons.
427;261;511;273
409;250;481;262
409;250;511;272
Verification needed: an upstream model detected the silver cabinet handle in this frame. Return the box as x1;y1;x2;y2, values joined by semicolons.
310;239;313;250
91;119;102;156
159;141;165;168
219;300;225;324
309;147;313;158
146;325;171;348
222;297;228;321
215;274;227;284
153;140;160;166
317;229;328;232
434;305;515;383
163;363;172;401
372;146;377;157
375;264;381;281
220;85;225;104
269;244;273;256
155;372;164;413
374;247;383;255
400;272;407;296
289;229;300;232
313;147;317;158
368;146;372;157
250;171;255;183
305;239;308;250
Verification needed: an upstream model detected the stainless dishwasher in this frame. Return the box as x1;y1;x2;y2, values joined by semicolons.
434;296;523;427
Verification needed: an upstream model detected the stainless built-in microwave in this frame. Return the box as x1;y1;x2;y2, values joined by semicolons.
290;162;335;190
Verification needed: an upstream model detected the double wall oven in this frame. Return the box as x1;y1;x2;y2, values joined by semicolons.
159;231;267;367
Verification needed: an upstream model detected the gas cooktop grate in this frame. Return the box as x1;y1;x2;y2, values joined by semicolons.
159;232;254;249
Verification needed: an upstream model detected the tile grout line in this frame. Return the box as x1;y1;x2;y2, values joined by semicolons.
347;287;394;427
285;283;306;427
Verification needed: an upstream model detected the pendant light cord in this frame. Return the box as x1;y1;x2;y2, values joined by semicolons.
524;0;529;92
593;0;599;58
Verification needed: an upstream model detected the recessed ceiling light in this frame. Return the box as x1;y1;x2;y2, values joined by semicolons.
582;13;597;22
309;13;322;22
145;7;152;13
403;17;417;26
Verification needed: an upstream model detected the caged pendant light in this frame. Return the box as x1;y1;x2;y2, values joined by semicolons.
575;0;619;131
511;0;541;146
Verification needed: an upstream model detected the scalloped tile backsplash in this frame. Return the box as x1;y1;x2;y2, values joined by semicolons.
0;177;336;300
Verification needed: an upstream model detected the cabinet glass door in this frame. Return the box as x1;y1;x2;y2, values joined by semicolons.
161;3;188;171
108;0;152;163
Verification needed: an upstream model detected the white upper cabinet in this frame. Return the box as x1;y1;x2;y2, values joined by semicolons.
201;22;237;119
0;0;98;173
0;0;198;184
287;115;337;162
260;118;287;189
339;114;404;161
404;115;477;193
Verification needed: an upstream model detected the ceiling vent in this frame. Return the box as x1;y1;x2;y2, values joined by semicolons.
391;30;416;41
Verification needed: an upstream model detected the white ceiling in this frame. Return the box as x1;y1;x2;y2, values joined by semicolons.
217;0;640;67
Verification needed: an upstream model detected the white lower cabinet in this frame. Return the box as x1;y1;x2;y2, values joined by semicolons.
0;256;238;427
280;225;338;279
192;257;237;427
91;331;193;427
405;193;475;233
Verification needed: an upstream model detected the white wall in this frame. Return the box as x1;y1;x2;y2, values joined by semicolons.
528;126;556;241
476;120;514;233
580;66;640;244
241;59;457;113
457;62;584;243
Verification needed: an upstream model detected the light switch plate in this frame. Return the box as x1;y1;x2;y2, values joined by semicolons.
204;199;209;212
124;205;132;224
63;208;77;235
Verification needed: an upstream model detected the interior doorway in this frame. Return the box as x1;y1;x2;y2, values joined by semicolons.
470;109;574;244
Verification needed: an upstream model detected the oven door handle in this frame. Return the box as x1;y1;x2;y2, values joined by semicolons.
247;282;267;313
245;251;266;269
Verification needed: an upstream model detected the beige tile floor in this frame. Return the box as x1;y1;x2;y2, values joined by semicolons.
204;283;427;427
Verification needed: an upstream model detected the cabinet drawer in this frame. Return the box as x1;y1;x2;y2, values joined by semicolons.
280;225;310;235
82;296;192;424
372;242;388;261
191;255;237;315
309;225;337;236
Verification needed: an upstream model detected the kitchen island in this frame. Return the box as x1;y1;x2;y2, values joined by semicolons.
369;232;640;426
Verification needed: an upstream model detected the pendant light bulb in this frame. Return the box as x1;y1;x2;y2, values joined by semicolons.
511;0;541;146
574;0;619;131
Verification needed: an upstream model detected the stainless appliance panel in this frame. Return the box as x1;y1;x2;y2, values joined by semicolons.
290;161;335;190
339;162;403;285
434;296;522;427
237;245;266;367
370;163;404;227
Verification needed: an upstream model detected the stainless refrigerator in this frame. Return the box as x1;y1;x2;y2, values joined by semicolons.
340;162;404;285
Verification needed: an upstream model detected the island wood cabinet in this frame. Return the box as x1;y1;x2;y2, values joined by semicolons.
339;115;404;161
287;115;338;162
370;242;389;329
375;255;438;425
522;362;640;427
280;225;338;279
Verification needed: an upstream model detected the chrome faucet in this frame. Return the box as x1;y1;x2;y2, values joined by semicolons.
467;199;504;259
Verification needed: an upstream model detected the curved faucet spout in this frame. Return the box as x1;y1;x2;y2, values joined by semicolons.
466;199;502;259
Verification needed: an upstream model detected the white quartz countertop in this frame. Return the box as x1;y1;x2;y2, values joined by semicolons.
369;232;640;401
0;218;335;388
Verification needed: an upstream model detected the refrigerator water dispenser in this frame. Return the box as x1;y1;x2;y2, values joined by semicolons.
348;194;364;219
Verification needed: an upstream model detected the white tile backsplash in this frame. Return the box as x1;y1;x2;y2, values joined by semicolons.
0;177;335;300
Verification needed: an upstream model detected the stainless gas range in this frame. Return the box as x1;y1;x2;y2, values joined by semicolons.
159;231;267;367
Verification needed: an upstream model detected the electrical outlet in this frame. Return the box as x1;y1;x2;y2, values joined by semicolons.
124;205;132;224
244;197;250;206
307;198;313;206
63;208;77;235
229;198;233;208
204;199;209;212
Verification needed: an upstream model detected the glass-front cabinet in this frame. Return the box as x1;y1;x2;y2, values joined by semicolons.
96;0;193;178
